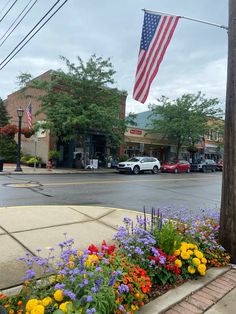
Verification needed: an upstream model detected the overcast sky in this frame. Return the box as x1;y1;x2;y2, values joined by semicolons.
0;0;228;114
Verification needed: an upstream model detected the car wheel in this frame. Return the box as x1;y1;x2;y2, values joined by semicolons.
174;168;178;174
202;166;207;173
186;168;190;173
152;166;159;174
133;166;140;175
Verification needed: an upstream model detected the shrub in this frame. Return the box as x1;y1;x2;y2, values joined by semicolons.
48;150;60;160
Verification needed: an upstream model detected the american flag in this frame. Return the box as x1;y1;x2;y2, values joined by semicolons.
133;12;179;103
26;101;33;128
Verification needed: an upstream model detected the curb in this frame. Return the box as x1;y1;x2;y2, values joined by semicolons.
139;267;230;314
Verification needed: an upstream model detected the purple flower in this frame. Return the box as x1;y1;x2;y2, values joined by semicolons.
87;309;96;314
87;295;93;302
118;284;129;294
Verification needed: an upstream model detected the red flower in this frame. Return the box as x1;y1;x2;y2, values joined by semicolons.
87;244;99;254
101;240;116;254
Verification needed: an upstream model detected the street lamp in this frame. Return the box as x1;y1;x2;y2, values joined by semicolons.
15;107;24;172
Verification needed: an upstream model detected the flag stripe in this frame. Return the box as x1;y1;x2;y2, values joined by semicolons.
26;102;33;128
134;16;172;99
139;17;179;102
134;16;167;87
133;12;179;103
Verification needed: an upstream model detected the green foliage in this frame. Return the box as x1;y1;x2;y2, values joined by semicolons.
0;135;17;162
48;150;60;160
149;92;223;158
119;154;129;162
153;221;182;256
0;98;10;127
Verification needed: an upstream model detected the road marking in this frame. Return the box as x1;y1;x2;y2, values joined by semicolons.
42;175;220;187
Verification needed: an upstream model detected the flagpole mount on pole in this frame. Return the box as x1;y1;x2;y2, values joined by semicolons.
143;9;228;31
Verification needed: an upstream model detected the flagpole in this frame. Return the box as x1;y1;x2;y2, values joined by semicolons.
143;9;228;31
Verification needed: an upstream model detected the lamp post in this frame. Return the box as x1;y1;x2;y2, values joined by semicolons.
15;107;24;172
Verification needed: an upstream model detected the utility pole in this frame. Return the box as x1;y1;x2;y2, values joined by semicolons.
219;0;236;263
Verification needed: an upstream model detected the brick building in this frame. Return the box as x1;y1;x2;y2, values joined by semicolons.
4;70;127;168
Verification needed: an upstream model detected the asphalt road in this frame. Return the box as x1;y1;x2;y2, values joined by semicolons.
0;171;222;214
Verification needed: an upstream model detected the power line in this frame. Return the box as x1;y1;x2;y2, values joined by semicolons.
0;0;68;70
0;0;12;15
0;0;19;24
0;0;39;47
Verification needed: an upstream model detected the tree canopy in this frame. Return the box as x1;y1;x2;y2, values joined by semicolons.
29;55;129;152
148;92;223;158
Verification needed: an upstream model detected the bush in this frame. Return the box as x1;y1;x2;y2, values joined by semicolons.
0;135;17;162
48;150;60;160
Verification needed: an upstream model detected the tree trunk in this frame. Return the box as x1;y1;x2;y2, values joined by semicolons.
219;0;236;263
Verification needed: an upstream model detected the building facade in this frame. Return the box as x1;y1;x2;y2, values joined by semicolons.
4;70;127;168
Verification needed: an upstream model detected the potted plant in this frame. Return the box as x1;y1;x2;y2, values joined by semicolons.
21;127;35;138
48;150;60;168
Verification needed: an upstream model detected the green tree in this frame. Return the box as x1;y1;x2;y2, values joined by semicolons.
29;55;130;167
0;98;18;162
0;98;10;127
148;92;222;159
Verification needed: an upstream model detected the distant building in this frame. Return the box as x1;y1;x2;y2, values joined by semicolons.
124;111;224;162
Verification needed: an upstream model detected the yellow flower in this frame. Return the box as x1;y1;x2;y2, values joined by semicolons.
187;250;193;255
194;250;203;259
41;297;52;307
68;261;74;269
175;259;182;268
26;299;39;312
69;255;75;262
180;251;190;260
192;257;201;266
197;264;206;274
85;254;99;267
174;249;180;256
199;271;206;276
188;243;196;250
31;305;45;314
59;301;72;313
49;276;56;283
9;310;14;314
54;290;64;302
77;250;83;257
131;304;139;311
201;257;207;264
188;266;196;274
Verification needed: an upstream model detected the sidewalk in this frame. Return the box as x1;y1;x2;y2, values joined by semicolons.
1;204;236;313
0;163;116;175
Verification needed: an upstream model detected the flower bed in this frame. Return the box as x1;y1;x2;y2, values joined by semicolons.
0;208;230;314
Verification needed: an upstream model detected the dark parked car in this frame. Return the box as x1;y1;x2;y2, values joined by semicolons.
161;160;191;173
191;159;216;173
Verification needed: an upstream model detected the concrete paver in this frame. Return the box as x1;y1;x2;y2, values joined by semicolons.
0;234;29;289
0;206;91;232
98;208;140;229
70;205;116;219
12;220;117;258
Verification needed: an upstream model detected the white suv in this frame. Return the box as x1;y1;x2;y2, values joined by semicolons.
116;156;161;174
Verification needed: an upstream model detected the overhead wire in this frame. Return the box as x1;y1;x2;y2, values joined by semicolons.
0;0;19;24
0;0;68;70
0;0;12;15
0;0;39;47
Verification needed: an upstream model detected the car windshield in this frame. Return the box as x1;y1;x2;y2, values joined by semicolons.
127;157;140;162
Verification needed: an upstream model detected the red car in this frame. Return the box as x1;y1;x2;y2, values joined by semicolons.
161;160;191;173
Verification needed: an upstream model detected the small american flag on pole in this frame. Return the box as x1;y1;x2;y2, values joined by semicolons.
26;101;33;128
133;11;179;103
